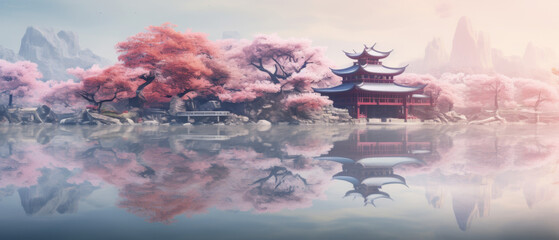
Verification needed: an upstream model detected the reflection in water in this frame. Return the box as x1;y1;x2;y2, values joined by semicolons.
0;125;558;235
317;128;431;205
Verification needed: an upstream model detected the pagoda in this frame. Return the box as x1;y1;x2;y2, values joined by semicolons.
314;44;431;121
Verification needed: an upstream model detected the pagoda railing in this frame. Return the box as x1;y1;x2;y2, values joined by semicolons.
330;96;431;106
353;141;432;155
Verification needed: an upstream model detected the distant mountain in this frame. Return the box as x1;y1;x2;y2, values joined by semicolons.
406;16;558;79
17;26;110;80
0;45;23;62
0;26;110;81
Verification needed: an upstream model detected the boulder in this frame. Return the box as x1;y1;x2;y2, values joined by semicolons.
36;105;57;123
87;111;122;125
59;118;78;125
256;119;272;131
198;100;221;111
168;96;186;116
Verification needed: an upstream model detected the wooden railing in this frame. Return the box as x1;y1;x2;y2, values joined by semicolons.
175;111;230;117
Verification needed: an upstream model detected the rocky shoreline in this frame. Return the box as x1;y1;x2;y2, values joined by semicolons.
0;103;475;126
0;104;362;126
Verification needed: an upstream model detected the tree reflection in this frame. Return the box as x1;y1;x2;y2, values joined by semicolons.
0;124;557;228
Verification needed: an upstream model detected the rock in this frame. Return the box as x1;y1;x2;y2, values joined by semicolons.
168;96;186;116
256;119;271;126
142;120;159;125
59;118;78;125
121;108;141;121
125;118;135;125
256;119;272;131
36;105;57;123
87;111;122;125
198;100;221;111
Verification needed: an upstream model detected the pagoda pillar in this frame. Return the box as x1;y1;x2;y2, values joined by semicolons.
403;96;408;122
357;104;361;119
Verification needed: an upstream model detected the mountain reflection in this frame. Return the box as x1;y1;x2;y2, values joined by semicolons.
0;125;557;230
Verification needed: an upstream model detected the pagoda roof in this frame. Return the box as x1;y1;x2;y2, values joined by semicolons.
313;82;426;94
344;43;392;59
314;156;355;164
357;156;425;168
316;156;425;168
331;63;407;76
345;189;392;206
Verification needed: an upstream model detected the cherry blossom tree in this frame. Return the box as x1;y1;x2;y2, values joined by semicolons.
69;64;145;112
216;35;339;119
464;74;515;112
219;35;338;98
41;80;84;112
0;59;44;107
116;23;229;106
283;93;332;118
515;78;559;122
395;73;458;112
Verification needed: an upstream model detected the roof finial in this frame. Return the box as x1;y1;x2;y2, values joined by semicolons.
371;43;377;49
352;49;357;53
364;44;368;49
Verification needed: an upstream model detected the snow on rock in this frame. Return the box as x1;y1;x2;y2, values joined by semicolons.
18;26;110;81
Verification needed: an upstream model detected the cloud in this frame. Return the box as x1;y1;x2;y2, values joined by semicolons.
435;2;452;18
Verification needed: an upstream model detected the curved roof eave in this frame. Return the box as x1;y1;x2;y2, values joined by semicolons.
356;82;427;93
313;83;356;93
314;156;355;164
344;43;392;59
333;175;360;185
331;64;407;76
357;156;425;168
370;43;393;54
361;175;407;187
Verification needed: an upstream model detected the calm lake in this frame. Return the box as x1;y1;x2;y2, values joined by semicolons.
0;124;558;239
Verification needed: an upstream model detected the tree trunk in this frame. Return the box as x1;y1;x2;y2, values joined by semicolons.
494;93;499;111
128;96;146;108
8;94;13;108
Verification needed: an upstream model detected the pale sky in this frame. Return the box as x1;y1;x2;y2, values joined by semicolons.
1;0;558;67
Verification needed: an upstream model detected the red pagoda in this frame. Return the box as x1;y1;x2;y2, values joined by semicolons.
314;44;431;121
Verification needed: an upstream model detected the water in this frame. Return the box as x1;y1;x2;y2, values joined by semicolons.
0;124;558;240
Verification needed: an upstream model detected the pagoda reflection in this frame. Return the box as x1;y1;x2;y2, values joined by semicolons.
317;127;431;205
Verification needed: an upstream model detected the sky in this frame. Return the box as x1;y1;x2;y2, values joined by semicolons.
1;0;559;67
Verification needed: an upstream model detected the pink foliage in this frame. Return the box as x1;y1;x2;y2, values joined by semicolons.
66;65;103;80
0;59;46;106
71;64;146;107
116;23;228;103
398;72;559;114
464;74;515;110
217;35;339;103
514;78;559;112
396;73;458;112
283;93;332;115
42;80;85;112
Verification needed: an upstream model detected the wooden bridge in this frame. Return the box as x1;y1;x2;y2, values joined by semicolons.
175;111;231;122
